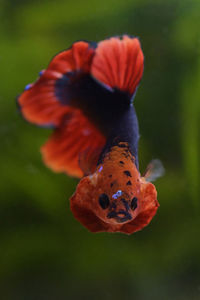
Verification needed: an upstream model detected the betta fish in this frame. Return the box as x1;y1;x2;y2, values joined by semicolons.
17;35;164;234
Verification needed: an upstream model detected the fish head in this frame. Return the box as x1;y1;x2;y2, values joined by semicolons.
70;145;159;234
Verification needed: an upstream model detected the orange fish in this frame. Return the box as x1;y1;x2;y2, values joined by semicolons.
17;35;164;234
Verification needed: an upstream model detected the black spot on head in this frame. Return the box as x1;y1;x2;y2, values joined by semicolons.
124;170;132;177
108;174;112;178
99;193;110;209
119;161;124;164
110;182;114;188
126;180;132;186
131;197;138;210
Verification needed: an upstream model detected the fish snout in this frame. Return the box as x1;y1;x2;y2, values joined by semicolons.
107;209;132;223
106;197;132;223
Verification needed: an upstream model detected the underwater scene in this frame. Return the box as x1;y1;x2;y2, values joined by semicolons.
0;0;200;299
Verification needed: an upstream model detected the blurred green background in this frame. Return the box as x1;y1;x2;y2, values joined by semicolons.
1;0;200;299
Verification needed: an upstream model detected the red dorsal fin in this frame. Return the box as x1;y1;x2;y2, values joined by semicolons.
91;35;144;95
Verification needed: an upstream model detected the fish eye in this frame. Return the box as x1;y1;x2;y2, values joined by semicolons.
99;193;110;209
131;197;138;210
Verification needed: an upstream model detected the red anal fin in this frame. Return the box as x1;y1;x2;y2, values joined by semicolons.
41;109;106;178
91;35;144;96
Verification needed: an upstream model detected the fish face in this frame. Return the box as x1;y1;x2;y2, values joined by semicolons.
70;145;159;234
99;193;137;224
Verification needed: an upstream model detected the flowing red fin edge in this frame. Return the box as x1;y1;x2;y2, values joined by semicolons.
91;35;144;96
41;109;106;178
17;41;95;127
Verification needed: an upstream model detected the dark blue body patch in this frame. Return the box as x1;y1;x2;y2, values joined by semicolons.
55;73;131;134
54;72;140;167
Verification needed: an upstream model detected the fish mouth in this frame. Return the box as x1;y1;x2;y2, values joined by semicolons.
107;210;132;223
